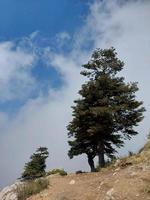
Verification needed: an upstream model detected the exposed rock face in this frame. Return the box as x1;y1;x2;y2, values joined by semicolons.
0;182;21;200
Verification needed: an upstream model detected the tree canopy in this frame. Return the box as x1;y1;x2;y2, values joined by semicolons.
67;47;145;171
21;147;49;181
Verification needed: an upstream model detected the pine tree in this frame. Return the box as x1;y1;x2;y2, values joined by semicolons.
67;47;145;170
21;147;49;181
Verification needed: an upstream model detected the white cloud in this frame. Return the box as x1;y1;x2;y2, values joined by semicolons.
0;0;150;188
0;41;88;187
0;112;8;129
0;41;36;101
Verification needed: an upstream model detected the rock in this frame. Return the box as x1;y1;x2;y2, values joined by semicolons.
141;165;150;172
114;179;119;184
69;180;75;185
0;181;22;200
5;193;17;200
129;171;138;177
40;192;49;198
114;167;120;172
100;181;104;186
98;181;104;190
105;188;115;200
114;159;120;167
136;193;140;197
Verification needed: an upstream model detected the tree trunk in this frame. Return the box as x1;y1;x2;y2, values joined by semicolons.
98;140;105;168
87;154;96;172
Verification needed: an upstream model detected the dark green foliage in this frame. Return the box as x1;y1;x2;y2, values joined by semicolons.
67;47;145;171
21;147;49;181
17;179;49;200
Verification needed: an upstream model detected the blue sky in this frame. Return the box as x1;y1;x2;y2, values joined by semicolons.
0;0;89;40
0;0;90;114
0;0;150;189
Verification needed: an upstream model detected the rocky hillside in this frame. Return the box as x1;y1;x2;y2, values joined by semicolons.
1;141;150;200
0;182;22;200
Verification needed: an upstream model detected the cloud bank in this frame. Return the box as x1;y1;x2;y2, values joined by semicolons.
0;0;150;188
0;41;36;101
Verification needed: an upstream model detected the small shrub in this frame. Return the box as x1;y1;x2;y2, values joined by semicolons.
16;179;49;200
76;170;84;174
59;170;67;176
144;184;150;194
128;151;134;157
47;168;67;176
147;132;150;140
142;176;150;194
118;157;132;168
95;165;101;172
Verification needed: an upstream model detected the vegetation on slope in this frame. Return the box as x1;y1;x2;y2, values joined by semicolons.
16;179;49;200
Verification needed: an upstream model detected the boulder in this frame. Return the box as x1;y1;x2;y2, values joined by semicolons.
0;181;22;200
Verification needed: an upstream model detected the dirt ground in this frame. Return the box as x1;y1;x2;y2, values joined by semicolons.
28;163;150;200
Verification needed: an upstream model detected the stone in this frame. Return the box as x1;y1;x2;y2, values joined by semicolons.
114;159;120;167
114;179;119;184
69;180;75;185
0;181;22;200
98;181;104;190
105;188;115;200
114;167;120;172
129;171;138;177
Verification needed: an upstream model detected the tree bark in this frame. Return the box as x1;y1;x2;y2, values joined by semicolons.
87;154;96;172
98;140;105;168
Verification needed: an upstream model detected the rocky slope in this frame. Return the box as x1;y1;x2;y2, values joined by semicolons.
0;182;22;200
28;164;150;200
1;141;150;200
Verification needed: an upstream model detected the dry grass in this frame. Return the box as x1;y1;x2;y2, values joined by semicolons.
143;184;150;194
142;175;150;194
46;168;67;176
16;179;49;200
